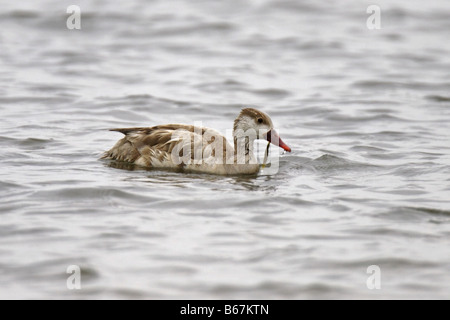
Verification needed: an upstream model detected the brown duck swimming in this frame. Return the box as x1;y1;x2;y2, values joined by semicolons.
103;108;291;175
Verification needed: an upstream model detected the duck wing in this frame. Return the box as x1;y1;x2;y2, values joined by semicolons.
103;125;231;169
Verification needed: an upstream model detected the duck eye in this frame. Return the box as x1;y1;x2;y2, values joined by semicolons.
257;118;263;124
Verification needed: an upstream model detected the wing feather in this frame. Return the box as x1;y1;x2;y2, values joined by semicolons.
103;124;231;169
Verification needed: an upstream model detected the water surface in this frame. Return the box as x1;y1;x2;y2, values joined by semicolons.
0;0;449;299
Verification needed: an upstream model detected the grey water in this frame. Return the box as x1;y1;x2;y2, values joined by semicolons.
1;0;449;299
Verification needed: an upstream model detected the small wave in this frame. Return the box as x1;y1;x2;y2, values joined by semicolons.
252;88;291;98
0;96;73;105
317;257;438;269
277;105;335;117
99;94;192;109
404;206;450;217
353;80;448;91
0;227;62;238
307;154;378;172
0;181;29;190
260;0;322;13
426;95;450;102
384;33;405;41
350;145;387;153
390;163;446;177
374;206;450;224
150;22;235;37
335;100;401;107
210;281;344;299
6;10;40;19
34;187;161;205
325;113;408;123
387;52;436;63
0;136;54;150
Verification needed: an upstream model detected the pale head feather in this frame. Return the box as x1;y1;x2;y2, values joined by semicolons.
233;107;273;139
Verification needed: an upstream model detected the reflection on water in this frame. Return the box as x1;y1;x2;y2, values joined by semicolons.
0;0;450;299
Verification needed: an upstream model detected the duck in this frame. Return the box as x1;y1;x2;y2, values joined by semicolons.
102;107;291;175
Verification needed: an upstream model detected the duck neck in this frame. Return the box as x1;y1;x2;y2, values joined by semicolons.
233;135;257;165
